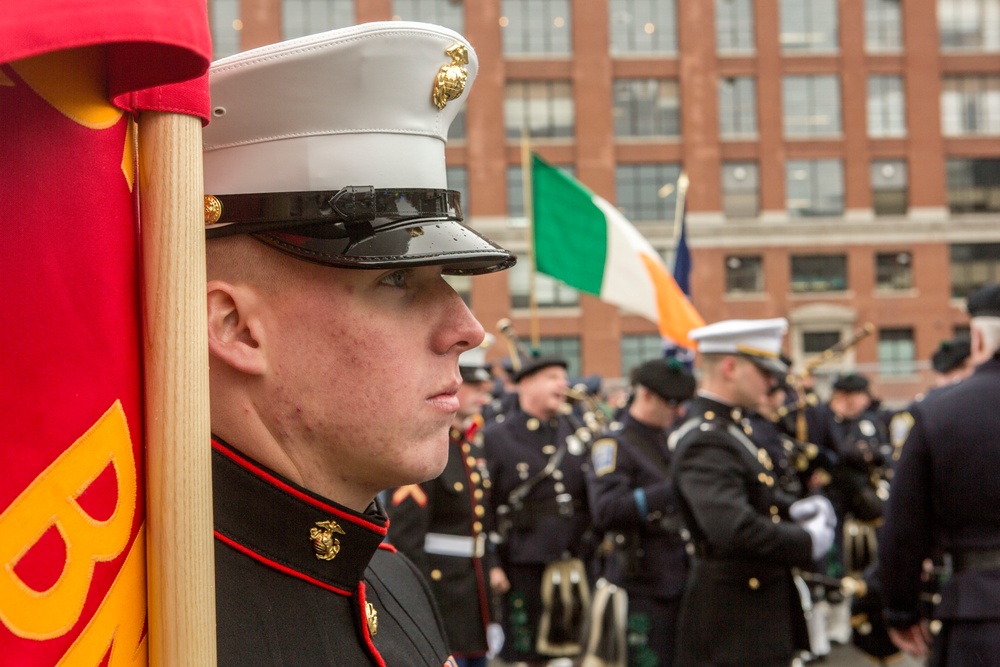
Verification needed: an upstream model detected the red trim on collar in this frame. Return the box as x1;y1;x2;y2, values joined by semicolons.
212;439;387;535
377;542;397;553
214;530;353;596
357;582;387;667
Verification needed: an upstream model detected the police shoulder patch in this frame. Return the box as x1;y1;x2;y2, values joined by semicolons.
591;438;618;476
890;411;915;449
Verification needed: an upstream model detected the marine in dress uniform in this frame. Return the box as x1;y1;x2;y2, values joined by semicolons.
202;22;514;666
586;358;696;667
670;319;837;667
880;283;1000;666
388;339;497;667
482;355;594;666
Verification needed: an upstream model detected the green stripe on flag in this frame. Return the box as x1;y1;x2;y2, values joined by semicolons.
531;154;608;295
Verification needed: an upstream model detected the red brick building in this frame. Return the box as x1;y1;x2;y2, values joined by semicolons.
210;0;1000;404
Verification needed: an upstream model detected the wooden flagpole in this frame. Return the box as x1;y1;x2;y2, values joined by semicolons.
671;170;689;245
520;124;540;352
138;110;218;666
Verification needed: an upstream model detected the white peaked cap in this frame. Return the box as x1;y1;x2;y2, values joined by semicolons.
201;21;514;274
689;318;789;375
204;21;475;194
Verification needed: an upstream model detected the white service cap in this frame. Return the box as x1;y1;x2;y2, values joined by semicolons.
202;21;513;275
689;318;789;375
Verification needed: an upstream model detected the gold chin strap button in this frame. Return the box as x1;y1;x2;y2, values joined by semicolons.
204;195;223;225
748;577;760;590
430;569;443;581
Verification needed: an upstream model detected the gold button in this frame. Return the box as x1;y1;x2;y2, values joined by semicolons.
467;456;477;467
453;482;464;492
473;521;483;533
431;569;442;581
704;411;715;420
748;577;760;590
474;489;484;500
542;444;556;455
483;480;492;489
470;472;481;483
462;443;471;453
475;505;485;517
772;515;780;524
527;418;540;431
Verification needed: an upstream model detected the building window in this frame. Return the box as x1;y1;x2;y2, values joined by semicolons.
210;0;241;58
392;0;464;33
941;75;1000;136
791;254;848;293
283;0;354;39
938;0;1000;51
501;0;572;55
725;255;764;294
803;330;842;355
787;160;844;217
613;79;681;138
780;0;839;52
509;254;580;309
876;252;913;290
722;162;760;218
871;160;908;216
868;75;907;137
878;328;916;376
608;0;678;55
615;163;682;223
716;0;755;53
947;158;1000;213
784;75;841;137
536;337;582;377
865;0;902;51
450;108;467;141
719;77;758;138
621;334;665;377
504;81;574;139
950;243;1000;298
447;166;469;217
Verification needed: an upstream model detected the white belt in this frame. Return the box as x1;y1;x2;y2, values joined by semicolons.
424;532;486;558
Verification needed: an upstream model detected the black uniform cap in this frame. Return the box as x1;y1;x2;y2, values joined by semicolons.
832;372;870;393
632;358;696;403
967;283;1000;318
931;336;971;374
511;355;568;384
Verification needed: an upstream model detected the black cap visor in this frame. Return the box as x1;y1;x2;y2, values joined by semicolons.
205;187;515;275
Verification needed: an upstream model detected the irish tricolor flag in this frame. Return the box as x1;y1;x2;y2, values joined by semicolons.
531;154;705;349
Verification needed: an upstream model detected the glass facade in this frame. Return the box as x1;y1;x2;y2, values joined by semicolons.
722;162;760;218
868;75;907;137
716;0;755;53
719;77;758;138
865;0;903;51
787;160;845;217
784;75;842;137
871;160;908;216
951;243;1000;297
791;254;848;292
938;0;1000;51
283;0;354;39
947;158;1000;213
608;0;678;54
501;0;572;55
725;255;765;294
780;0;839;52
878;328;916;376
941;75;1000;136
504;81;575;139
876;252;914;290
613;79;681;138
615;163;682;223
391;0;463;33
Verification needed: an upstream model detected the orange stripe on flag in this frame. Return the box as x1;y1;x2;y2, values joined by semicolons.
640;254;705;350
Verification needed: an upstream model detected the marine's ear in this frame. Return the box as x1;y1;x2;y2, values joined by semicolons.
206;280;268;375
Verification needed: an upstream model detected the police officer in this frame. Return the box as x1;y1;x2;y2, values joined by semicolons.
586;358;696;666
670;318;836;667
880;282;1000;665
387;337;497;667
482;355;594;666
203;22;514;666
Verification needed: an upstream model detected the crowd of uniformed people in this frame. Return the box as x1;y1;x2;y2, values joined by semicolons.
386;282;1000;667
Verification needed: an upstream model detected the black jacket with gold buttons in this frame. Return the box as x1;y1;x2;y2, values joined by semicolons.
385;427;492;659
212;437;455;667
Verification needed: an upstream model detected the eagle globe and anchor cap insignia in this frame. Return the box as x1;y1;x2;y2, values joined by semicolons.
432;43;469;110
310;519;346;561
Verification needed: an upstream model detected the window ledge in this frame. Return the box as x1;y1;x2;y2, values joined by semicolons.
874;288;917;298
724;292;768;300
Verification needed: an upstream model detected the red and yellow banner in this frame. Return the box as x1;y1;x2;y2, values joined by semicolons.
0;2;210;662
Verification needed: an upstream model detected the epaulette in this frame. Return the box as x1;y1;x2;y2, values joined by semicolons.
668;411;722;451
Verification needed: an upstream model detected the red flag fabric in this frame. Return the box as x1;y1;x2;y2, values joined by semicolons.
0;2;211;663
